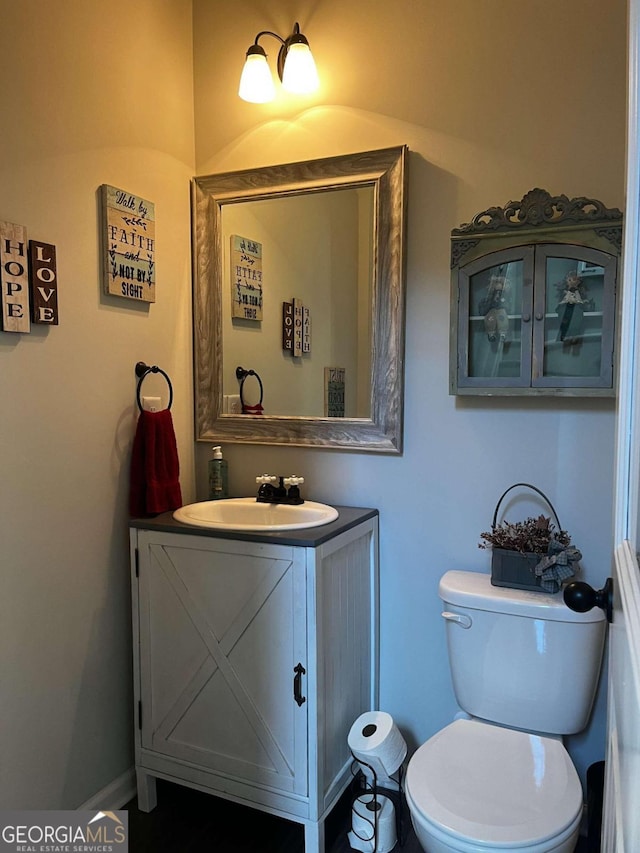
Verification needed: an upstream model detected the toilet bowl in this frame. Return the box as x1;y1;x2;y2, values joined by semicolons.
403;572;605;853
405;718;582;852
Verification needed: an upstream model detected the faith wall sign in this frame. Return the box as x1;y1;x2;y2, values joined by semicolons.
101;185;155;302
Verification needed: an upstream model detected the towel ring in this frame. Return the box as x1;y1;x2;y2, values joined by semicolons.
135;361;173;412
236;366;263;414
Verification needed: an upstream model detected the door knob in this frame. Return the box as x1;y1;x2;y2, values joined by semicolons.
563;578;613;624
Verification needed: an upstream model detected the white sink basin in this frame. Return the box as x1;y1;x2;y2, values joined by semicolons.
173;497;339;531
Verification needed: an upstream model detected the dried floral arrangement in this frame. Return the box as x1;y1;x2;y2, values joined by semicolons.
479;514;571;554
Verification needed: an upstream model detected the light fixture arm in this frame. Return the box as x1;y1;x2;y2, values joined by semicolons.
253;30;286;47
250;22;306;83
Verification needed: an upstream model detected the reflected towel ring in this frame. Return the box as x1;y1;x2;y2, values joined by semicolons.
135;361;173;412
236;366;264;414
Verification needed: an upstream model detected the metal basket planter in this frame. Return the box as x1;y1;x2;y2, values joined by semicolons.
491;548;548;592
484;483;579;594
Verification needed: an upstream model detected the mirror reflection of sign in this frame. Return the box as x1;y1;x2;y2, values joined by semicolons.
282;298;311;355
325;367;345;417
283;301;293;350
231;235;263;321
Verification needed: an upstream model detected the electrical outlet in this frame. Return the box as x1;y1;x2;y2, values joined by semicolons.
142;396;162;412
227;394;242;414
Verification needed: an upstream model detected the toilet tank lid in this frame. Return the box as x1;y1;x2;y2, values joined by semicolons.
440;570;605;623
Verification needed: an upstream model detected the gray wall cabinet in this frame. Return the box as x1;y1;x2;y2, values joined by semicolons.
450;189;623;396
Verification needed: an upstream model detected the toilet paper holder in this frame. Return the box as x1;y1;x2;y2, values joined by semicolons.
348;754;407;850
347;711;408;850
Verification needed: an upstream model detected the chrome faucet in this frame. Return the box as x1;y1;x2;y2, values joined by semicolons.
256;474;305;505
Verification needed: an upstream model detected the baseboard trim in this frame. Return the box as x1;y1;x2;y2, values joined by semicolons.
77;767;136;811
580;801;588;837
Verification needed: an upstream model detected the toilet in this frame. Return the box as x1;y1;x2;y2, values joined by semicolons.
405;570;606;853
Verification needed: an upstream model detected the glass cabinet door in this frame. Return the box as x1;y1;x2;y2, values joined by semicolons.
533;244;616;388
457;247;534;388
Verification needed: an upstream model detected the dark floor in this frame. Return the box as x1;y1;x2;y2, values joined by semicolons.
124;780;591;852
124;779;421;852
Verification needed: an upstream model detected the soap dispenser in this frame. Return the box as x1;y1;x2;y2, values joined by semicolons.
208;446;229;500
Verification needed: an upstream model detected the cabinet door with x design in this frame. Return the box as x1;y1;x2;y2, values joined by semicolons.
136;532;308;796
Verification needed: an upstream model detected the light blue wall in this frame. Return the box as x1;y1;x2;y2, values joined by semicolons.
192;0;626;788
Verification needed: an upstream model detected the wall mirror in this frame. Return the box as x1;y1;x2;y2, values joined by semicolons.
191;145;408;452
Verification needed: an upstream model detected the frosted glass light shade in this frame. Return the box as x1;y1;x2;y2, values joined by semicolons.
281;42;319;94
238;51;275;103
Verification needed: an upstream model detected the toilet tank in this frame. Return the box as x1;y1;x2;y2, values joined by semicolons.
440;570;606;735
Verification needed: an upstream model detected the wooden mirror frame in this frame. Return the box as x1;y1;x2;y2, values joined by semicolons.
191;145;408;453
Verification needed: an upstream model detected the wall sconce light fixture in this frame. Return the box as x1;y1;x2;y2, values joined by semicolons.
238;22;319;103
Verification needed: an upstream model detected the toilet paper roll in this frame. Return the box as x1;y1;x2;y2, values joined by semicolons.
348;794;397;853
348;711;407;779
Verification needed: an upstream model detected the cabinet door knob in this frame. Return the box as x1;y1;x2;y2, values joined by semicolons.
535;312;544;321
563;578;613;623
522;314;531;322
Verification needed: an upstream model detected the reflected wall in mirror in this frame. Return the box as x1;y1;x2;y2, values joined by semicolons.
192;146;408;452
222;186;374;418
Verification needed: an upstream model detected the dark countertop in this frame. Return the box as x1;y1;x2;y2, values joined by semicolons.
130;505;378;547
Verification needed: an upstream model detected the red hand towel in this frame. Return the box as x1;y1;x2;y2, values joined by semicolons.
129;409;183;517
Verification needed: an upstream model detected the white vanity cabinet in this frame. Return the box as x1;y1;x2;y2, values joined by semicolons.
129;507;378;853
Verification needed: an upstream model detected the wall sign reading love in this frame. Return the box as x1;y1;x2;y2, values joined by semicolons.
0;220;59;333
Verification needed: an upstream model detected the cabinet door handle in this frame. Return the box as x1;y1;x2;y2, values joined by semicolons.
293;662;306;706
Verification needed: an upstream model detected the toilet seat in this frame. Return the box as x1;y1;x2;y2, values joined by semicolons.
405;718;583;849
